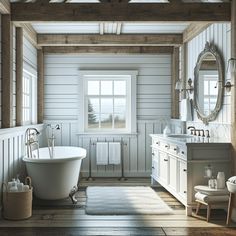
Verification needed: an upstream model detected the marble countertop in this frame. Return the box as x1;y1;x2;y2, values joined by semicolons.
150;134;231;145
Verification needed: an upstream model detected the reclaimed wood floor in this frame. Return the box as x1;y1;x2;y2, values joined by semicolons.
0;178;236;236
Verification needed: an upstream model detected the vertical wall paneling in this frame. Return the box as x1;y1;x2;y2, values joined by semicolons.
1;14;13;128
0;15;1;127
37;49;44;123
171;47;179;119
186;23;231;140
16;27;23;126
0;125;44;203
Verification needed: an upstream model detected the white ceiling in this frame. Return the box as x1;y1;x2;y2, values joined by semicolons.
31;22;190;34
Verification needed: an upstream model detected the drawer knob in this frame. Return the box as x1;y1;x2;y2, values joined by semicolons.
156;142;159;144
165;145;169;148
174;148;177;151
181;151;185;154
184;191;187;193
164;159;168;162
183;169;187;172
152;166;155;169
152;153;154;155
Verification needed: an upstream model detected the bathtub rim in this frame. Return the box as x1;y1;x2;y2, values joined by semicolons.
22;146;86;163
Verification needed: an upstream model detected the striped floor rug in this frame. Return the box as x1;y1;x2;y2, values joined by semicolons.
85;186;173;215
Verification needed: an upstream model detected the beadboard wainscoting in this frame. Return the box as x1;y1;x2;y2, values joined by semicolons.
43;120;170;177
0;124;44;201
185;23;231;139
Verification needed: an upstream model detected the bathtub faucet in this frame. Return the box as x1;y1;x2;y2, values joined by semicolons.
25;128;40;158
47;124;60;158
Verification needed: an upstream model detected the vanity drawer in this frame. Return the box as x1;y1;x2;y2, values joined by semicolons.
152;157;159;179
152;137;160;149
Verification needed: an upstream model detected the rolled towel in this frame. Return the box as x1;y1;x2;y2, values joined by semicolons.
195;192;208;202
195;192;229;203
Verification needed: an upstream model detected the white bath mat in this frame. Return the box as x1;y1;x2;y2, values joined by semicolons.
85;186;173;215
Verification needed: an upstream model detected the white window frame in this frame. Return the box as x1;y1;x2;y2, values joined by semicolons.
22;69;37;125
78;70;137;134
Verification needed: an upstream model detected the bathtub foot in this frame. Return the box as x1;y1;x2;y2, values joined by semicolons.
87;177;94;181
69;186;78;204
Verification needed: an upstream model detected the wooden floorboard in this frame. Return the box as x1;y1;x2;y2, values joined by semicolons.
0;178;236;235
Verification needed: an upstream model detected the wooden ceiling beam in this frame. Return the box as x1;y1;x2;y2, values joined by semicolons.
11;2;230;22
43;46;173;54
183;22;212;43
0;0;10;14
37;34;183;46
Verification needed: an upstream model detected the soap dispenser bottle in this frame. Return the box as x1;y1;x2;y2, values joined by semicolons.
163;125;171;137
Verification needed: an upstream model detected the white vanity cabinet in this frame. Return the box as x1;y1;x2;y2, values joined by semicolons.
150;134;231;215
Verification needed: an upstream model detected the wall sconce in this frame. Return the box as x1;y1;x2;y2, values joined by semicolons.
175;78;194;94
224;58;236;92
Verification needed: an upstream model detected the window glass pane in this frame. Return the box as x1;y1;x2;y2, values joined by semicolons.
114;114;126;128
88;81;99;95
101;81;113;95
101;98;113;113
88;113;99;129
88;98;99;113
210;80;218;95
204;81;208;95
114;81;126;95
101;114;112;129
114;98;126;113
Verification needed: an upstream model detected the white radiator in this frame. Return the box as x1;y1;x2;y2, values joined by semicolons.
96;142;108;165
109;142;121;165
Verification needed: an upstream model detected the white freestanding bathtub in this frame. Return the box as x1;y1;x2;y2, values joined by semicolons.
23;146;86;201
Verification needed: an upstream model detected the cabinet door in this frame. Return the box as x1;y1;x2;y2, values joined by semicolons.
159;151;168;185
152;149;159;179
179;160;187;198
168;154;177;191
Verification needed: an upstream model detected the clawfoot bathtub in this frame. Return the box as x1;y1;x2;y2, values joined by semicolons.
23;146;86;203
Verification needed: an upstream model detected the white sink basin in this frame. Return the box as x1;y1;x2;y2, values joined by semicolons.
167;134;194;139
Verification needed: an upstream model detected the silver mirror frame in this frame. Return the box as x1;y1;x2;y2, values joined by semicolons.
193;42;224;125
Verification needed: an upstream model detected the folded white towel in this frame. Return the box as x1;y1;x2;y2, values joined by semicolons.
195;192;229;203
96;142;108;165
109;142;121;165
180;98;192;121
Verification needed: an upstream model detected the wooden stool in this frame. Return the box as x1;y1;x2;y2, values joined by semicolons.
226;192;234;225
195;199;228;222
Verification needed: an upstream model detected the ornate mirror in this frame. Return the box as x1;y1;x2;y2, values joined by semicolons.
193;42;224;124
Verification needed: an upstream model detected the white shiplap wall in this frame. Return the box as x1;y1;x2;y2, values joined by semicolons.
186;23;231;140
44;54;172;177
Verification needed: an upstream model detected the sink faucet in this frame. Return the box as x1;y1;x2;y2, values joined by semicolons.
187;126;196;135
47;124;60;158
205;130;210;138
25;128;40;158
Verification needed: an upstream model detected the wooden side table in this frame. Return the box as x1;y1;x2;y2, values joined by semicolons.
194;185;229;222
226;192;234;225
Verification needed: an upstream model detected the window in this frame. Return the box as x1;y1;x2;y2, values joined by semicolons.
79;71;137;133
22;70;37;125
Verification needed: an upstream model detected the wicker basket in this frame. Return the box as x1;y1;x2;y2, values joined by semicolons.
1;177;33;220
